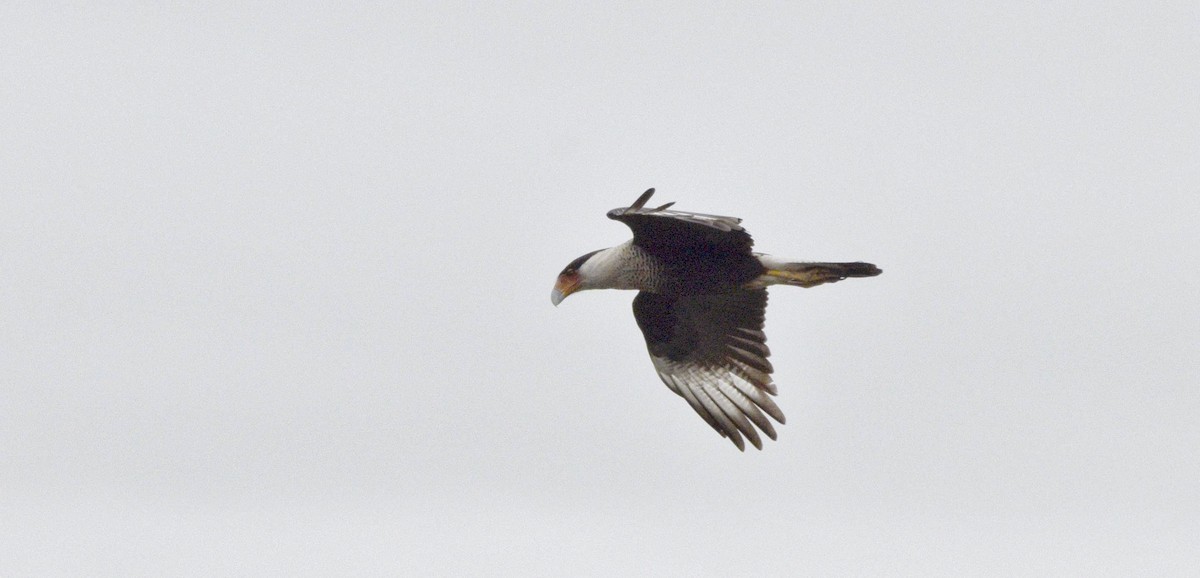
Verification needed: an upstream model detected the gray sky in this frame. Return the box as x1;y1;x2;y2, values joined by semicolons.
3;2;1198;576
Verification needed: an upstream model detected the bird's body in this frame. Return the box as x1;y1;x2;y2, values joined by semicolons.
553;188;880;450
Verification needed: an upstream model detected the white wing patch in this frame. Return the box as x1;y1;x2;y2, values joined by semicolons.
654;209;743;231
652;355;786;451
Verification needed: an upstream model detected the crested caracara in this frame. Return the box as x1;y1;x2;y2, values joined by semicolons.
552;188;881;450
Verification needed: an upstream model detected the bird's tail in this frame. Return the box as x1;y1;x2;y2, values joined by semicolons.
752;255;882;288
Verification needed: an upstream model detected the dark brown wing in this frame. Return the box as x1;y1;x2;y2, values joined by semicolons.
632;289;786;450
607;188;753;251
608;188;764;291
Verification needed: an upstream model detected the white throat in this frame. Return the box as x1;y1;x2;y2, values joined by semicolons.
578;240;641;291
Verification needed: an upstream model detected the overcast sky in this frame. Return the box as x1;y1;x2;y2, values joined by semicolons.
3;2;1198;576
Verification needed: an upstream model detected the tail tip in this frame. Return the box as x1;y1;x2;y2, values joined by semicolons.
849;262;882;277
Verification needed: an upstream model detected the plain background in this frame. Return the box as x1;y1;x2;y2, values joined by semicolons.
3;2;1197;575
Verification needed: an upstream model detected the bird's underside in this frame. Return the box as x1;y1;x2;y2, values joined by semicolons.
553;188;881;450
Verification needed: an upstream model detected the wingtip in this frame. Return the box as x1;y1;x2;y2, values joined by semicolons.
629;187;656;210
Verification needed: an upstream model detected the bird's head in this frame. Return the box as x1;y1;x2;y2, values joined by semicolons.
551;249;602;306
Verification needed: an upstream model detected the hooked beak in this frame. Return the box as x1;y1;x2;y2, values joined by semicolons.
551;273;581;306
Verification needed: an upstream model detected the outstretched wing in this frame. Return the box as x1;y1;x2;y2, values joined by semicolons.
632;289;786;450
608;188;764;291
607;188;755;253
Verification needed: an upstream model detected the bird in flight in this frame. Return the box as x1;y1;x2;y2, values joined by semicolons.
552;188;881;450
